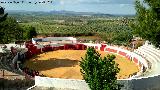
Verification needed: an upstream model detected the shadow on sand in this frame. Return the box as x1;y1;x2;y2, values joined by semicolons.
26;58;79;71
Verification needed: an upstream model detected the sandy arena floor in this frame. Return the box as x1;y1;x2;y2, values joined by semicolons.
25;50;139;79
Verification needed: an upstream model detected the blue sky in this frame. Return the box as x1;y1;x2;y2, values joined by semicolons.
0;0;136;15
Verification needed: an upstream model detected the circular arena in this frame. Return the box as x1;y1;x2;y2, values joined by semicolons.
24;50;139;79
2;37;160;90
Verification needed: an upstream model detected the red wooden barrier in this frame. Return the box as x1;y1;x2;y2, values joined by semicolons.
106;48;112;52
100;47;105;51
26;51;32;59
105;48;117;53
36;49;41;54
52;47;55;51
118;51;127;57
76;44;83;50
59;46;64;50
48;46;52;51
82;45;87;50
64;44;76;50
101;44;106;48
133;57;138;64
64;44;69;50
125;55;131;60
95;46;98;49
42;47;46;52
110;49;117;53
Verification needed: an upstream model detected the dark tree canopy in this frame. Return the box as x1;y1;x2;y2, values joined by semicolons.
0;7;4;15
0;17;23;43
80;47;121;90
131;0;160;47
26;26;37;39
0;7;22;43
0;6;8;22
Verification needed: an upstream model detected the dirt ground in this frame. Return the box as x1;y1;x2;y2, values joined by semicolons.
0;69;25;80
25;50;139;79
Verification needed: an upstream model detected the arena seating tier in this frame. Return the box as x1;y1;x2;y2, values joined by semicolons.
134;43;160;76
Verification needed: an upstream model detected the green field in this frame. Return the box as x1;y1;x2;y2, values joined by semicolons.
7;12;134;45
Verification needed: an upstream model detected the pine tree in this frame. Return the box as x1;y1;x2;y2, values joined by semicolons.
80;47;121;90
131;0;160;47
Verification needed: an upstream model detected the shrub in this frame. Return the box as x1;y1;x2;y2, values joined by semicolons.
80;47;122;90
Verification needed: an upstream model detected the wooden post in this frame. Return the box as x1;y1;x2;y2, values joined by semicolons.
2;69;4;78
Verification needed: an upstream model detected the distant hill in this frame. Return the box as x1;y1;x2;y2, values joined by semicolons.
6;10;135;17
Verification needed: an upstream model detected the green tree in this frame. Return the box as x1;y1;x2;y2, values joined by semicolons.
0;17;23;43
112;31;133;46
131;0;160;47
0;6;8;22
26;26;37;39
80;47;121;90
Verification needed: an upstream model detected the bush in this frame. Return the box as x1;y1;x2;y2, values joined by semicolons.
80;47;122;90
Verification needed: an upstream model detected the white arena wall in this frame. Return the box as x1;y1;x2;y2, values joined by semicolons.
34;76;90;90
33;75;160;90
32;37;77;44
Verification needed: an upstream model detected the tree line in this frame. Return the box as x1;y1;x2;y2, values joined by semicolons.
18;15;134;46
0;16;37;44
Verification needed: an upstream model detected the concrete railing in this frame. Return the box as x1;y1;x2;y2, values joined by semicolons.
34;75;160;90
35;76;90;90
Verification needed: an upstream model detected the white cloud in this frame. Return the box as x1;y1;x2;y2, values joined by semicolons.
119;4;133;8
120;4;125;7
59;0;64;5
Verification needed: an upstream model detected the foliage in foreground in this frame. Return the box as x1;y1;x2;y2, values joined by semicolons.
80;47;121;90
131;0;160;47
0;17;23;43
0;16;37;43
24;26;37;39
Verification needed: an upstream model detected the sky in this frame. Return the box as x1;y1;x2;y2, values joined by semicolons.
0;0;137;15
